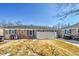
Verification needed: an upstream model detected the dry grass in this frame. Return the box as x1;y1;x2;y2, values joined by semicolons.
0;42;5;45
0;39;79;56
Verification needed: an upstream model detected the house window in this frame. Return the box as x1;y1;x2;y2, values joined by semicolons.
65;30;67;34
9;30;16;34
29;31;33;35
69;29;71;33
15;30;16;34
12;30;16;34
9;30;11;34
12;30;14;34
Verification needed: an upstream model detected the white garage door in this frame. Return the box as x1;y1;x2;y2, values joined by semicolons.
36;32;57;39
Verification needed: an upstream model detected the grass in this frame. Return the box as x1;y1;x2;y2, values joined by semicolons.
0;39;79;56
0;42;4;45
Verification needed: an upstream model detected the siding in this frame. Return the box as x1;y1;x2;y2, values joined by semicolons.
62;28;79;37
0;28;4;36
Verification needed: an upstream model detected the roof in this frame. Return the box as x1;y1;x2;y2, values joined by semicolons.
0;25;54;30
62;23;79;29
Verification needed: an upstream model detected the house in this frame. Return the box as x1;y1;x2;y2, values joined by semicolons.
61;23;79;39
0;25;57;40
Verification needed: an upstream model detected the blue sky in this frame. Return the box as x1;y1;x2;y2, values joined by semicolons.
0;3;79;26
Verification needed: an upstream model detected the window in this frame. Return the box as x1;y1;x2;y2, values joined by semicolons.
12;30;14;33
12;30;16;34
65;30;67;34
29;31;33;35
69;29;71;33
9;30;16;34
9;30;11;34
15;30;16;34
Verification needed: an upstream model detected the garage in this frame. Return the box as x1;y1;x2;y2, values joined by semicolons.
36;32;57;39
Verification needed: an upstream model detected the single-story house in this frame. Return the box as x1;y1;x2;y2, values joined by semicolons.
0;25;57;40
61;23;79;39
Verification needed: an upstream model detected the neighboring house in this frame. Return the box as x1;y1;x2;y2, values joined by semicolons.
61;23;79;38
0;25;57;40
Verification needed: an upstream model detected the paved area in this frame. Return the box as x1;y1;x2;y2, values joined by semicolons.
58;38;79;46
65;40;79;44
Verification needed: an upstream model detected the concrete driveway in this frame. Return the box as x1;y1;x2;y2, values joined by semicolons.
65;40;79;44
58;38;79;46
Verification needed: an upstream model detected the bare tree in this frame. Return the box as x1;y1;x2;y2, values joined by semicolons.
55;3;79;20
15;21;22;26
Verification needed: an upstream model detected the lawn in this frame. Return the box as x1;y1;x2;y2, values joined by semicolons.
0;39;79;56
